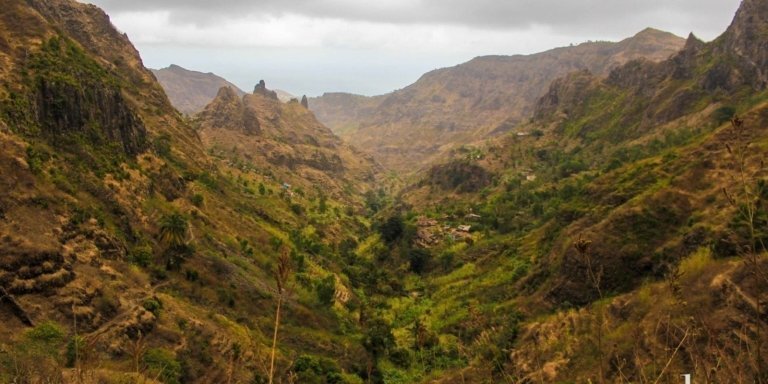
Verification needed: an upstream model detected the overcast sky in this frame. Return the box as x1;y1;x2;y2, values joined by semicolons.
83;0;742;97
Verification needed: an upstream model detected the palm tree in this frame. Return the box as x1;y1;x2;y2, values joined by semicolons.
158;213;190;270
158;213;188;248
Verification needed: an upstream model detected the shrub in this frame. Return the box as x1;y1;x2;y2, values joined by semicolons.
26;321;65;346
409;248;431;275
65;336;84;368
190;193;204;207
316;275;336;307
363;318;395;358
143;348;181;384
142;298;162;317
129;245;153;267
292;355;344;384
712;105;736;125
379;215;404;244
153;134;172;158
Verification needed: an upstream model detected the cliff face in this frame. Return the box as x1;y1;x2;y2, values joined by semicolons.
0;0;203;161
718;0;768;89
33;61;148;155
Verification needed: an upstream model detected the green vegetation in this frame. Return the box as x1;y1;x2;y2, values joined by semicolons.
1;1;767;382
143;348;182;384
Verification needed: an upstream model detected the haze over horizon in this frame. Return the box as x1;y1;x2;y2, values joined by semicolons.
84;0;742;97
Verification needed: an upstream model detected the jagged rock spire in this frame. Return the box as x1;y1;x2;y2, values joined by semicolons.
254;79;279;100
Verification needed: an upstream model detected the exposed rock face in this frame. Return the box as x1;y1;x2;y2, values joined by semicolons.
535;0;768;135
669;33;705;80
254;79;279;100
34;78;148;155
151;64;246;115
301;95;309;109
197;86;381;200
198;86;260;135
718;0;768;89
535;70;599;121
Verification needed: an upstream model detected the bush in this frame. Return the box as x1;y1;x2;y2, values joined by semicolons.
379;215;404;244
408;248;431;275
143;348;182;384
142;298;162;317
65;336;84;368
129;245;153;267
363;318;395;358
190;193;204;207
153;135;172;158
25;321;65;345
712;105;736;125
316;275;336;307
164;244;194;271
292;355;344;384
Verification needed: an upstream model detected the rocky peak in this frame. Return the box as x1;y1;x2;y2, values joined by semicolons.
198;86;260;134
667;33;705;80
632;27;675;40
683;33;705;53
216;86;240;103
254;79;279;100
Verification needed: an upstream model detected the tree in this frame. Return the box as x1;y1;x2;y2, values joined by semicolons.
363;318;395;358
361;316;394;383
159;213;188;248
158;213;192;270
379;215;404;243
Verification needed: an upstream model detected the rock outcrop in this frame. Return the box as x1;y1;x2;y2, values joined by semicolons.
254;79;279;100
718;0;768;89
198;86;260;135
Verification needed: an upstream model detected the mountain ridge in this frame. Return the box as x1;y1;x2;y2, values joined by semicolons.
151;64;247;116
309;27;686;172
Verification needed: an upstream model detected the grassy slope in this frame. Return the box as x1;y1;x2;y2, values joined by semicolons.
0;1;379;383
368;13;768;383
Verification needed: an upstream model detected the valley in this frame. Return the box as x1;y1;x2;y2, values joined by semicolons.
0;0;766;383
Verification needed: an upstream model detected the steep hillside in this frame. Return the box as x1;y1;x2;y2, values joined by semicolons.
196;84;382;203
359;0;768;381
310;28;685;172
0;1;384;383
151;64;246;116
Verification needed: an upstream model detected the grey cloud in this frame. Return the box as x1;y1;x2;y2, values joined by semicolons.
87;0;740;34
